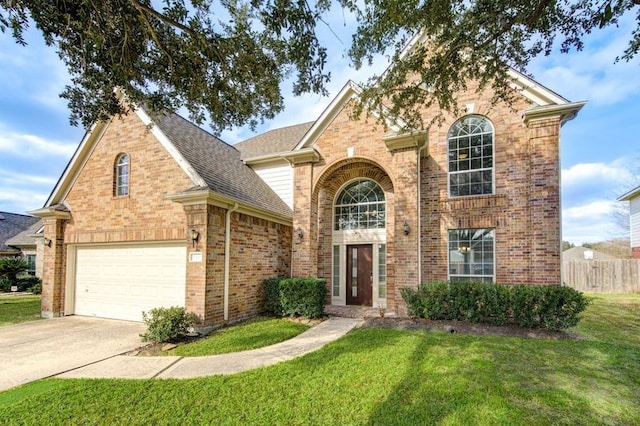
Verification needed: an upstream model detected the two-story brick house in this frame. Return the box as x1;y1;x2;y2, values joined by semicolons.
33;48;584;327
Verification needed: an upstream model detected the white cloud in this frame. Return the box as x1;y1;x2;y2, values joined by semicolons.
0;126;77;158
562;200;621;244
529;13;640;105
0;189;48;213
0;169;57;186
562;161;635;190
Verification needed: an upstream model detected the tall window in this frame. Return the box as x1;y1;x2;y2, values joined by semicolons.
26;254;36;276
115;154;129;196
334;179;385;230
448;228;495;283
448;115;494;197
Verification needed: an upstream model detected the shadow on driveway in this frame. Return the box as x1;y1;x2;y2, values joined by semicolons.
0;316;145;392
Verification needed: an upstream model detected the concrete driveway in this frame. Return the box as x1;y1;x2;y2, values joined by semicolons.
0;316;146;392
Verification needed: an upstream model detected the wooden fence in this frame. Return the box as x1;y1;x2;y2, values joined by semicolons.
563;259;640;293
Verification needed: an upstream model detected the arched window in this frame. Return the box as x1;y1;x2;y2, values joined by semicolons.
114;154;129;196
448;115;494;197
334;179;385;230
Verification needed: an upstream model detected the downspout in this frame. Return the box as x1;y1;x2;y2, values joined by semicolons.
417;139;428;287
224;203;239;321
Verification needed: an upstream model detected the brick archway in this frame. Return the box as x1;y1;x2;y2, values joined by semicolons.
311;158;398;309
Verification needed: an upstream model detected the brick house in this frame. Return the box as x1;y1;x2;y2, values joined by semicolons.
618;186;640;258
0;212;42;277
33;55;584;326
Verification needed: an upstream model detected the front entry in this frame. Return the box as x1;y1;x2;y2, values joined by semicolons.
346;244;373;306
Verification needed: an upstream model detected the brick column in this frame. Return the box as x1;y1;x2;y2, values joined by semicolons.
390;148;420;314
527;117;562;285
292;162;317;276
39;212;70;318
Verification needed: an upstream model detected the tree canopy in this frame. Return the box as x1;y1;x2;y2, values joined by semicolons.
1;0;638;132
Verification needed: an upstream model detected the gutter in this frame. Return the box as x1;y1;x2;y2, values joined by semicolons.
224;203;239;321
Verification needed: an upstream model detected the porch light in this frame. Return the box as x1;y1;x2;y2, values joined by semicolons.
402;222;410;236
297;227;304;240
190;229;200;247
43;237;52;248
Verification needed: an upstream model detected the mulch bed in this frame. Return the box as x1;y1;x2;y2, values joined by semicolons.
359;317;581;340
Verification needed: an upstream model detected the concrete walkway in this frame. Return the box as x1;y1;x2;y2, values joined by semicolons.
57;317;361;380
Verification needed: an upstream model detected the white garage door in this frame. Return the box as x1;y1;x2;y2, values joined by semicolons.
74;244;186;322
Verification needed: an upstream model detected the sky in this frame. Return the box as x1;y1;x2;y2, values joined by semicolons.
0;9;638;246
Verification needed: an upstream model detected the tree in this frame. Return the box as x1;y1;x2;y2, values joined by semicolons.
0;257;28;283
1;0;638;133
562;241;575;251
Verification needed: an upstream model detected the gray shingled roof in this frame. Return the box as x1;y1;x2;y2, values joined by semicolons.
0;212;40;253
563;246;619;261
152;113;292;219
5;220;42;247
234;122;313;160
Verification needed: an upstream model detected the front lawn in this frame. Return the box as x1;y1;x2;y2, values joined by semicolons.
168;316;311;356
0;294;42;327
0;294;638;425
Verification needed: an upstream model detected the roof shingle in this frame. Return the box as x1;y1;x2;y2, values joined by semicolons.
234;122;313;160
151;113;292;219
0;212;40;253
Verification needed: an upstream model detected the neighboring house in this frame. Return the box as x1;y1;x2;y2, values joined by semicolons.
563;246;619;261
5;220;44;277
32;38;584;326
618;185;640;259
0;212;42;277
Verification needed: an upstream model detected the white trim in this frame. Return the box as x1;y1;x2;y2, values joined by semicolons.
446;228;496;283
446;115;496;198
45;121;110;207
294;81;361;151
618;185;640;201
134;108;207;187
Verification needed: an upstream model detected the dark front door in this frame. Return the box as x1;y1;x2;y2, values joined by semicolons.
346;244;373;306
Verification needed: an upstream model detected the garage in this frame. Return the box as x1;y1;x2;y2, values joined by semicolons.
71;243;187;322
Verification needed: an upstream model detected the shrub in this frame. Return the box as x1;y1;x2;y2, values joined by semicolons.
400;282;589;330
16;276;41;292
29;282;42;295
140;306;197;343
512;285;589;330
0;278;12;292
263;277;327;319
0;257;28;282
263;277;283;316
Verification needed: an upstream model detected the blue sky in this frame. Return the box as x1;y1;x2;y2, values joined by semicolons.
0;11;638;245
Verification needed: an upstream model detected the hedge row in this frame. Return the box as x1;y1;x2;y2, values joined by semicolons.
401;282;589;330
264;277;327;319
0;276;42;293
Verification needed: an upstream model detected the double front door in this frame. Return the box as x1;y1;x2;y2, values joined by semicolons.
346;244;372;306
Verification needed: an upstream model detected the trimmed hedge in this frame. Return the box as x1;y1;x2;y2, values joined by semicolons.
263;277;327;319
401;282;589;330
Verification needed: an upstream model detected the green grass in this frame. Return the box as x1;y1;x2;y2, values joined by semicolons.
0;294;42;326
169;316;311;356
0;294;638;425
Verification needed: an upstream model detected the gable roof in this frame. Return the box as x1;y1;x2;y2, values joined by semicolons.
0;212;40;253
563;246;619;261
38;107;291;221
149;112;292;218
5;220;43;247
618;185;640;201
235;122;314;160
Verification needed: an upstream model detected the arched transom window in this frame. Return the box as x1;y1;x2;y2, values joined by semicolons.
448;115;494;197
334;179;385;230
115;153;130;196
